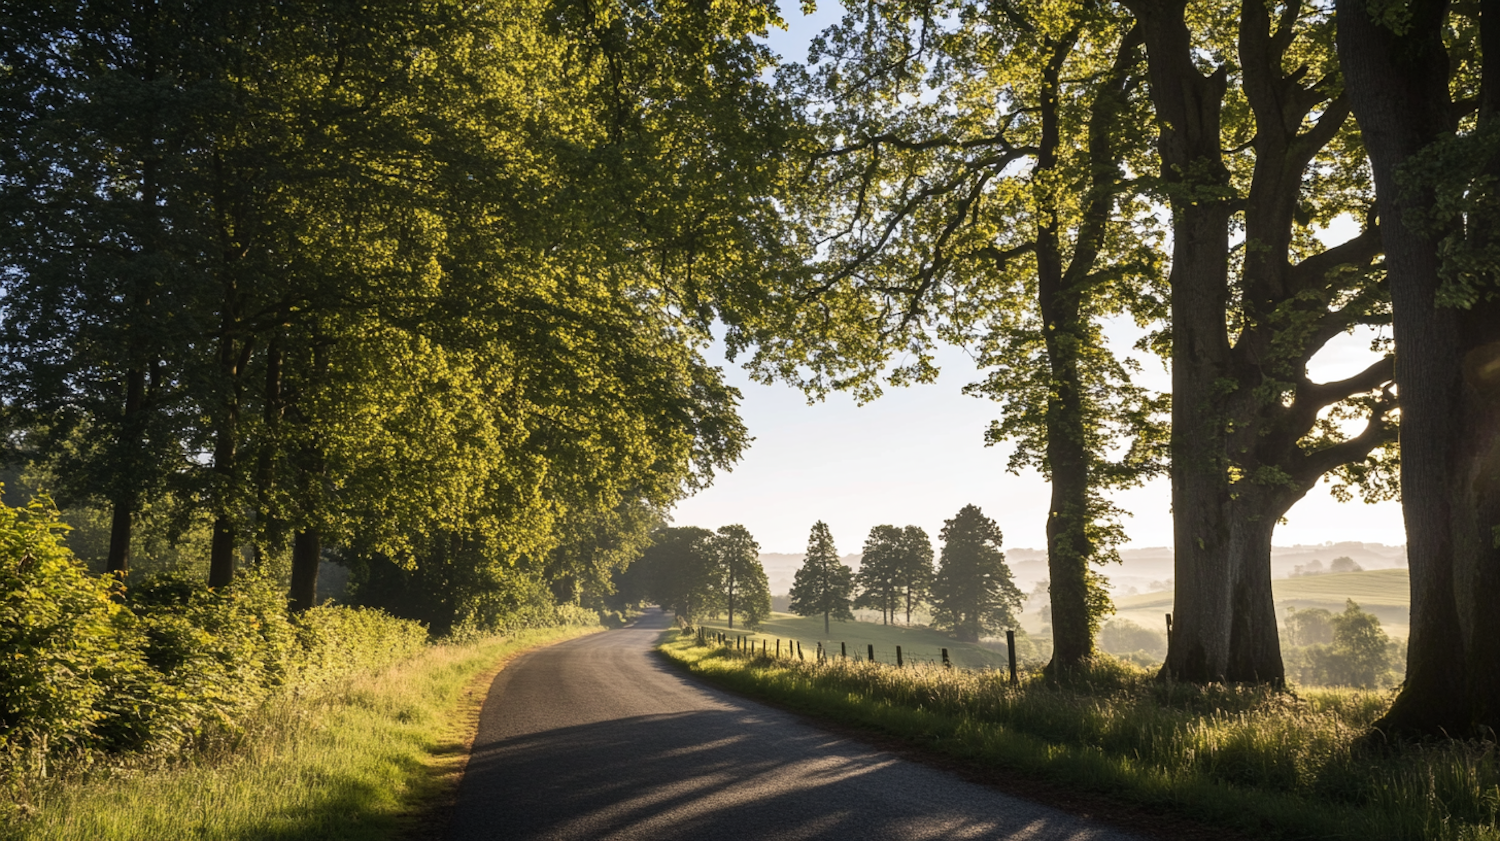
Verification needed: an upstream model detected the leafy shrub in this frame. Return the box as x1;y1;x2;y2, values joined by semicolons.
0;493;598;777
291;605;428;692
0;499;434;773
0;497;130;760
99;571;303;751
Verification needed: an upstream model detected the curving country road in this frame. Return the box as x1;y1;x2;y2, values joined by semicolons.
447;608;1142;841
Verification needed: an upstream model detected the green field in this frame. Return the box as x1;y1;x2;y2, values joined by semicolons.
696;612;1014;670
1110;568;1411;638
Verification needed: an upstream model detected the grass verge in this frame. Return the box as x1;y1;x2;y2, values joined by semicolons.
660;634;1500;841
3;625;602;841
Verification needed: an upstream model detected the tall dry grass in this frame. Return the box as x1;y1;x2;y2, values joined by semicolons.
662;635;1500;841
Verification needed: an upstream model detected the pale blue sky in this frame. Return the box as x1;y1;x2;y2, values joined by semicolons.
667;5;1405;555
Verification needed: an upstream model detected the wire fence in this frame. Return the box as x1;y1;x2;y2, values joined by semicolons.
693;626;1023;684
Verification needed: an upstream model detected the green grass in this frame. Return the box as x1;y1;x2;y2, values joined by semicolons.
698;611;1014;669
1112;569;1412;637
661;633;1500;841
3;625;602;841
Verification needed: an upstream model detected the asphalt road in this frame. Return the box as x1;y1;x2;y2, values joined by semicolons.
447;609;1141;841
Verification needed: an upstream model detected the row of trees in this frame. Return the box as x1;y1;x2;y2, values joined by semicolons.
0;0;801;631
753;0;1396;684
623;525;772;629
4;0;1494;741
789;506;1024;643
714;0;1499;739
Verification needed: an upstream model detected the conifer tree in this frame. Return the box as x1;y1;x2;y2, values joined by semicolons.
788;521;854;635
931;506;1022;643
895;526;935;626
854;525;903;624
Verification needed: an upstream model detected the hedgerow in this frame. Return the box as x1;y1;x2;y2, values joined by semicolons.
0;498;428;779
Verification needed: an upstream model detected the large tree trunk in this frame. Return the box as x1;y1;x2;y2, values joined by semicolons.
1458;300;1500;727
1337;0;1471;736
1040;287;1096;669
1035;28;1097;672
1163;199;1236;682
1223;488;1290;683
1455;5;1500;731
1126;0;1236;682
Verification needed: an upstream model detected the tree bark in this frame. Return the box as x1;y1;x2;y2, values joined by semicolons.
1128;0;1392;684
290;527;320;612
208;333;243;589
1124;0;1236;682
252;337;283;564
106;366;145;577
1224;488;1290;682
1337;0;1471;736
1035;26;1097;672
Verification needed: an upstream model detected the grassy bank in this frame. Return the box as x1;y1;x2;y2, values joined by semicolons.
660;634;1500;841
4;625;600;841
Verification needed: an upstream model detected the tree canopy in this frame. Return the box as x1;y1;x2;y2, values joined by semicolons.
0;0;798;629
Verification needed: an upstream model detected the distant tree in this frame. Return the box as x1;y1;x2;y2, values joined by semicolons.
640;527;721;625
1329;556;1363;574
1287;600;1394;689
711;524;769;629
931;505;1023;643
1324;600;1393;688
1097;619;1167;659
1291;560;1327;577
788;521;853;635
854;525;902;624
1283;607;1335;647
894;526;935;625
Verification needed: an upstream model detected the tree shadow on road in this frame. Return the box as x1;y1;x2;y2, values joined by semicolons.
449;705;1127;841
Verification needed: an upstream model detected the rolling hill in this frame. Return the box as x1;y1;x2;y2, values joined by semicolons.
1104;568;1411;638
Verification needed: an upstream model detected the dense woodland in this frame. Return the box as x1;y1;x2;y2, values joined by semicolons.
0;0;1497;760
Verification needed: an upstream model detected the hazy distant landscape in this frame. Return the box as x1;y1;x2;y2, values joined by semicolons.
761;542;1412;642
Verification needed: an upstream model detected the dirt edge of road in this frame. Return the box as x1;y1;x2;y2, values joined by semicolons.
401;626;609;841
655;641;1259;841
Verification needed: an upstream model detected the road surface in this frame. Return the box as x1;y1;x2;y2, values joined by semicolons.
448;609;1141;841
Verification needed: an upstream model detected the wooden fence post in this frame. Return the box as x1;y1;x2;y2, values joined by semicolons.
942;648;951;668
776;639;781;657
841;642;846;658
797;641;804;660
896;645;903;667
867;644;875;662
1006;629;1018;685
